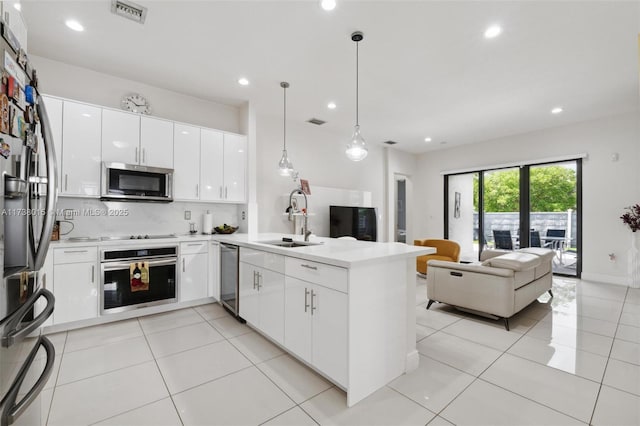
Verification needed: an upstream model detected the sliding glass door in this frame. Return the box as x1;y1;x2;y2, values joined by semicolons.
529;162;579;275
445;159;581;277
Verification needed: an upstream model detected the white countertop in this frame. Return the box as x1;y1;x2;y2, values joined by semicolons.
212;233;434;268
50;233;434;268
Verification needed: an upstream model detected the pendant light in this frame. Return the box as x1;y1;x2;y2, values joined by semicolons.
278;81;294;176
346;31;368;162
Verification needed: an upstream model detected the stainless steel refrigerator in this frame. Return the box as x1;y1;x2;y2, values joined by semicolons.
0;6;57;426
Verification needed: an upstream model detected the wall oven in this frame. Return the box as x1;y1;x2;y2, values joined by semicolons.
100;246;177;314
101;162;173;202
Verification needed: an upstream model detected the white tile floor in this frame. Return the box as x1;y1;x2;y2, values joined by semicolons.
40;277;640;426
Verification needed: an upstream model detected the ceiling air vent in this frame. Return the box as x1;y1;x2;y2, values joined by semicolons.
111;0;148;24
383;140;398;145
307;118;326;126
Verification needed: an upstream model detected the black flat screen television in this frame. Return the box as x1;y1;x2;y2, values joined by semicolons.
329;206;377;241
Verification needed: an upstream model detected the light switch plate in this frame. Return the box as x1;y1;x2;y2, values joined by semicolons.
184;210;191;220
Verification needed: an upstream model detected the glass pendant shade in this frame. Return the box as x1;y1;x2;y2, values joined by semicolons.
278;149;294;176
345;124;368;161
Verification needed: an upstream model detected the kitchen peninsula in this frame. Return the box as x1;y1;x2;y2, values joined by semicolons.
213;233;434;406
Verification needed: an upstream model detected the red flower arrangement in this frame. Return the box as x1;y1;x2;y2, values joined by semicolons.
621;204;640;232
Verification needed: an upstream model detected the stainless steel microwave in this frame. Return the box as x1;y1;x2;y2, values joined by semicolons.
101;162;173;202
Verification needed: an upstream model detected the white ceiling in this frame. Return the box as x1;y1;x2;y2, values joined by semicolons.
22;1;640;154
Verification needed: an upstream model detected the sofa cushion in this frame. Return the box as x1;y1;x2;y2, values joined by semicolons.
513;269;536;289
481;252;541;271
517;248;554;279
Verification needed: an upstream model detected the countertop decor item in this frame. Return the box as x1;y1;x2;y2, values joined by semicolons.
345;31;368;162
214;224;238;234
621;204;640;288
278;82;294;176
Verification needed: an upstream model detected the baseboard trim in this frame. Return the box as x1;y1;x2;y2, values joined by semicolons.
580;272;628;287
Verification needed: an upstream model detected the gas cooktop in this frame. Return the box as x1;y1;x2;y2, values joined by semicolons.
100;234;177;241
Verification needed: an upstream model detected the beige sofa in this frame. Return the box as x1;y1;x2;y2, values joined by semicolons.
425;247;554;330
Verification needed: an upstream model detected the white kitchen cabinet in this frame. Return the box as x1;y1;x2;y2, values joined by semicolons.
239;248;285;343
173;124;201;200
180;241;209;302
61;101;102;196
284;276;347;386
199;129;224;201
101;109;140;165
52;247;99;324
208;241;220;299
140;116;174;168
41;96;63;187
222;133;247;202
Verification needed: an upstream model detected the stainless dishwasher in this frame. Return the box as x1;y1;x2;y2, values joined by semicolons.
219;243;241;318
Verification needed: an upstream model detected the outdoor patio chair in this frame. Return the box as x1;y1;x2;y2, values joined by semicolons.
530;230;542;247
493;230;513;250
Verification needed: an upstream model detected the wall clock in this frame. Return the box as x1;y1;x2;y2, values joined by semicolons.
121;93;150;114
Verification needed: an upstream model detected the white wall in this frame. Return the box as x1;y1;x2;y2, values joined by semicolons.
414;112;640;285
31;55;242;133
255;113;385;239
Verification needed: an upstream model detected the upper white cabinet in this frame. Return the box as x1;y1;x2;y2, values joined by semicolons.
173;124;201;200
102;111;174;169
140;116;174;169
61;101;102;196
222;134;247;202
41;96;63;187
200;129;224;201
101;109;140;165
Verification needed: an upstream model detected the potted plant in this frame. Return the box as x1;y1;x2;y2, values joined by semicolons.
621;204;640;288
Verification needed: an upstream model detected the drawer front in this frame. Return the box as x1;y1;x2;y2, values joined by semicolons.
285;257;347;294
180;241;208;255
54;246;98;264
240;248;284;274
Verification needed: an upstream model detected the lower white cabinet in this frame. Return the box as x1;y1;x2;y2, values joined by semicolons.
284;276;347;386
180;241;209;302
208;242;220;299
239;261;285;344
52;247;99;324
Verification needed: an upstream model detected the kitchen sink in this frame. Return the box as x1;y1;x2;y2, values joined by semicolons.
258;240;322;248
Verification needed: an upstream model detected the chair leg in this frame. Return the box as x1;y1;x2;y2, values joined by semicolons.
548;290;553;298
426;299;435;310
503;317;510;331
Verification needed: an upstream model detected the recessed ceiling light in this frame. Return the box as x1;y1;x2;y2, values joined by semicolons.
424;137;432;143
320;0;336;11
484;25;502;39
65;19;85;32
13;2;21;11
237;77;250;86
327;102;337;110
551;107;563;114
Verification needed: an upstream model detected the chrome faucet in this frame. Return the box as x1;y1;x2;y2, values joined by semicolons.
288;188;311;241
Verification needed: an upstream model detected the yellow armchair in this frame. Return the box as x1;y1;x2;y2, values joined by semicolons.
414;239;460;274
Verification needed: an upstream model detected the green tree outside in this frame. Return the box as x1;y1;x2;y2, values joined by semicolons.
473;166;576;212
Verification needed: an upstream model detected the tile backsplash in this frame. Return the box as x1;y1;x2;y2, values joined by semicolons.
55;198;240;238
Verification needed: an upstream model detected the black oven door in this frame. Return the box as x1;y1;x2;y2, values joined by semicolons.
101;258;177;314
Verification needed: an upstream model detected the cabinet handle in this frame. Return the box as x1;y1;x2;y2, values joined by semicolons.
91;265;95;283
64;250;88;254
64;174;68;191
187;243;202;247
225;186;228;199
135;147;138;163
301;264;318;271
196;184;199;198
304;288;310;312
257;272;262;290
142;148;146;164
310;290;317;315
182;258;185;272
253;270;258;290
219;186;223;199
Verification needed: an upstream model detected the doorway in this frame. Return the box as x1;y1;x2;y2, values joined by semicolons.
445;159;581;277
395;177;406;243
